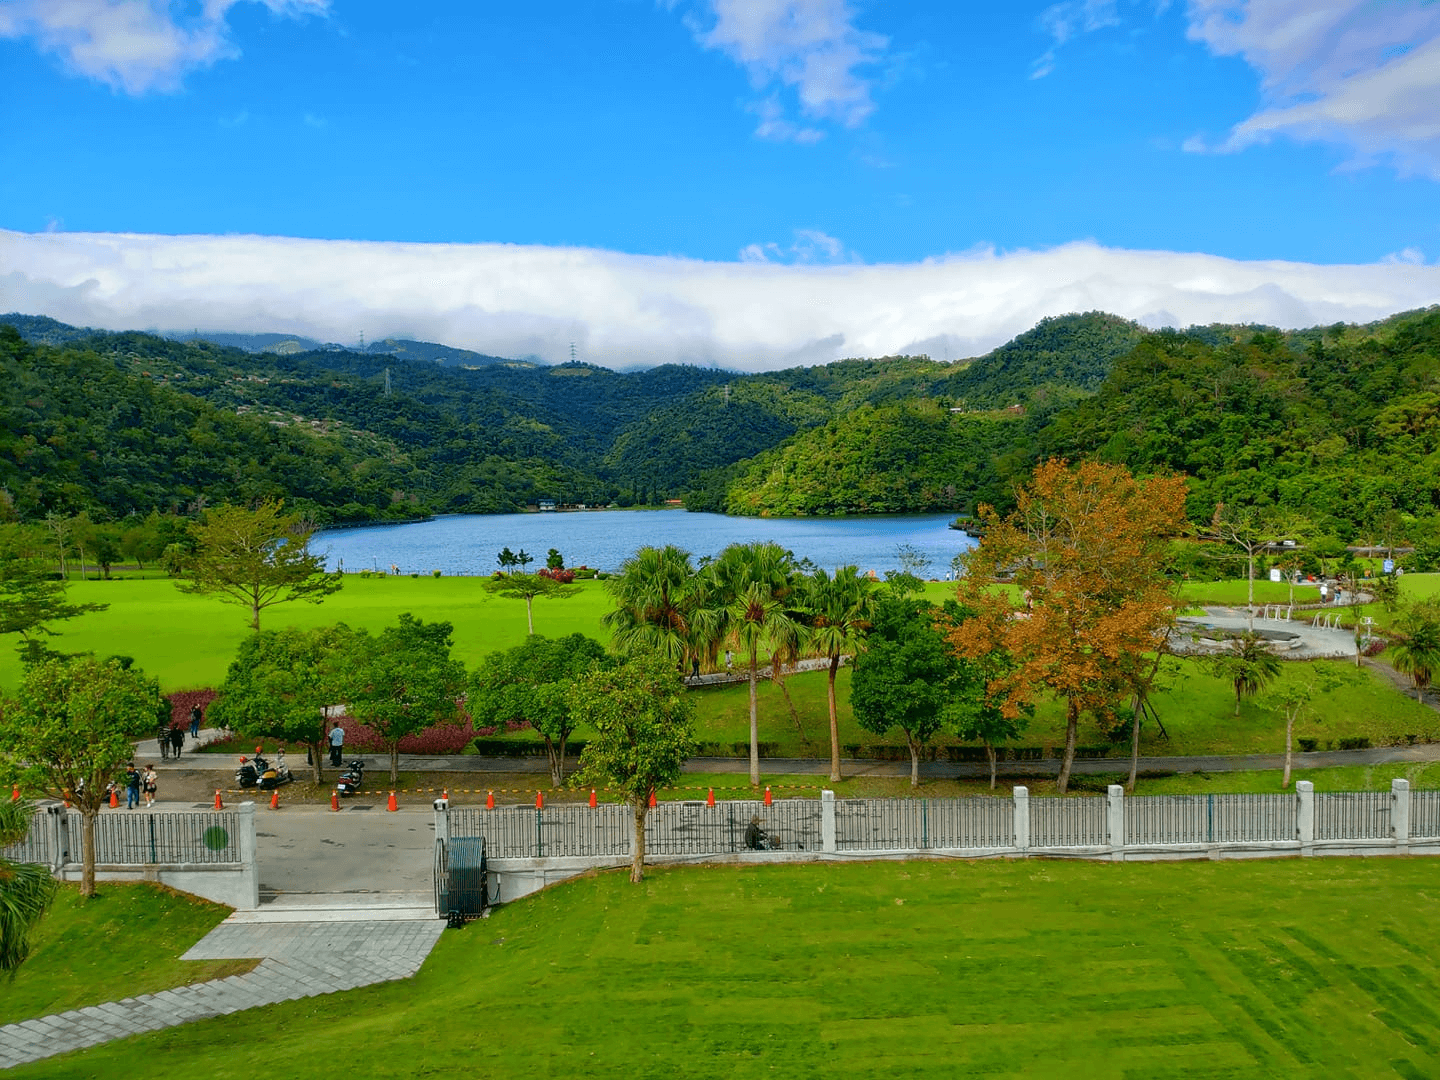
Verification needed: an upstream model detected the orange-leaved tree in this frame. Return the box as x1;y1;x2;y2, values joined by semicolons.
948;460;1188;793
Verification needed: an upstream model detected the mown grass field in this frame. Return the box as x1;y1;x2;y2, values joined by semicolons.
0;883;254;1026
12;858;1440;1079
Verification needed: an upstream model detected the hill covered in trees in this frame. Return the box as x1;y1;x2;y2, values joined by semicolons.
3;307;1438;545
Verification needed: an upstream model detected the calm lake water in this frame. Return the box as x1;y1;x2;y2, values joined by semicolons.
316;511;975;577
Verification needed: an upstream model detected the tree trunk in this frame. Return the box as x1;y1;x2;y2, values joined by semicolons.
986;742;997;790
907;734;920;788
1128;698;1141;793
1282;715;1294;789
631;799;647;883
773;671;806;741
250;600;261;631
1246;549;1256;633
827;655;842;783
747;652;760;786
545;735;565;787
81;807;97;898
390;742;400;786
525;595;534;635
1056;698;1080;794
310;738;325;782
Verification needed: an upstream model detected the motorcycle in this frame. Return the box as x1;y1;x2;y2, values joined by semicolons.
336;758;366;798
236;753;295;791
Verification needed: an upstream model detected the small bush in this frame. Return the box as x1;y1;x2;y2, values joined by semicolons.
1297;737;1318;752
432;569;442;578
1336;737;1372;751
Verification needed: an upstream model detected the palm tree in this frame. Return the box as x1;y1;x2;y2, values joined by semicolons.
1390;604;1440;702
800;566;876;782
0;798;57;977
604;546;709;666
709;542;801;786
1205;632;1282;715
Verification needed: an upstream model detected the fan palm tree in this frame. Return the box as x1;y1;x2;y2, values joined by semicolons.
0;798;57;977
1390;604;1440;702
604;545;710;667
709;542;802;785
1204;632;1282;715
800;566;876;782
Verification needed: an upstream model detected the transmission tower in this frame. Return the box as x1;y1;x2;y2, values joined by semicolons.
384;367;391;396
570;342;577;363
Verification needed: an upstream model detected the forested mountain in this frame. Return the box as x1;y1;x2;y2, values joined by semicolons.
4;307;1437;543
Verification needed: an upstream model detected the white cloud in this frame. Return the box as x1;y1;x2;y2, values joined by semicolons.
1031;0;1120;78
682;0;887;139
739;228;854;264
0;0;328;94
2;229;1437;372
1184;0;1440;177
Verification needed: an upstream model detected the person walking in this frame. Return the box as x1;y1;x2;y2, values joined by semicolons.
142;765;158;808
124;764;141;810
170;725;185;758
328;721;345;767
189;704;202;739
157;723;171;761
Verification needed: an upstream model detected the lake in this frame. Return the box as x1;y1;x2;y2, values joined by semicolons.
315;511;976;577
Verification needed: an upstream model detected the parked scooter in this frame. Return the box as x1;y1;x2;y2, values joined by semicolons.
235;752;295;790
336;759;366;798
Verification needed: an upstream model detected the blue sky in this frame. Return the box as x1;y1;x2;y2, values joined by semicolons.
1;1;1437;370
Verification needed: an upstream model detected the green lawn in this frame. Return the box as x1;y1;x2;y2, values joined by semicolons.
13;858;1440;1078
0;883;253;1026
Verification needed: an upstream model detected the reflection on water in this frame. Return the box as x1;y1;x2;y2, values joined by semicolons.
316;510;976;577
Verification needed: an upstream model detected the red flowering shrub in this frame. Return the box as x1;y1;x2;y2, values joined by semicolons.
538;567;576;584
341;705;480;755
165;689;219;729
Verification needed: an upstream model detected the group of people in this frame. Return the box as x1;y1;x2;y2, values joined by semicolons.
111;763;159;809
156;704;204;760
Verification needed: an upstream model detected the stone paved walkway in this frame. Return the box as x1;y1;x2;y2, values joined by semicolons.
0;896;443;1070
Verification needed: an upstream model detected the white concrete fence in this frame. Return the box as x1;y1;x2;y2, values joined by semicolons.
1;803;259;909
447;781;1440;902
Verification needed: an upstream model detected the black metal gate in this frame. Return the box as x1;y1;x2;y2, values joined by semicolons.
434;835;493;926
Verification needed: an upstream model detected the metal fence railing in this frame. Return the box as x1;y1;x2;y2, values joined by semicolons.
0;811;53;865
1126;793;1296;846
1315;791;1391;841
835;798;1011;851
86;810;241;864
1030;797;1107;848
1414;791;1440;839
648;800;823;855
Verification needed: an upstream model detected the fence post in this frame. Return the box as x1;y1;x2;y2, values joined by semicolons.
1106;785;1125;860
1392;778;1410;849
236;801;259;910
44;804;65;872
433;798;450;848
1013;786;1030;852
820;790;837;853
1295;781;1314;854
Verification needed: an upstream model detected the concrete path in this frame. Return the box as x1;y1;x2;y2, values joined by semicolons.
0;893;444;1071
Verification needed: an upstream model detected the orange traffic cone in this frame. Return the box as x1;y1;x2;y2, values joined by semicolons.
648;789;657;808
387;791;398;812
485;789;495;809
330;789;339;812
764;786;773;806
535;790;545;809
269;789;279;811
213;789;223;810
442;787;449;803
588;788;597;808
109;787;118;809
10;784;19;802
706;787;715;807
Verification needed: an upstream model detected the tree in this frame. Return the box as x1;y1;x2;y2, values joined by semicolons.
570;651;696;883
0;798;57;976
470;634;609;786
604;545;711;666
799;565;876;782
1389;601;1440;702
1207;504;1286;633
1262;668;1345;789
939;602;1032;790
515;549;534;573
950;460;1188;793
175;500;342;631
546;548;565;570
0;656;165;896
0;553;107;663
852;595;967;787
709;542;802;786
497;548;517;574
343;614;467;784
208;624;357;782
484;572;580;635
1201;632;1282;715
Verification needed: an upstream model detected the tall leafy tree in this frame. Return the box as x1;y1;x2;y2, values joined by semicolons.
1262;668;1346;789
604;545;710;665
470;633;609;786
344;614;467;784
570;651;696;883
1206;504;1286;633
209;624;357;781
0;656;165;896
799;565;876;782
1390;601;1440;702
484;572;580;635
176;500;342;630
708;541;802;786
950;460;1188;793
0;552;107;663
0;798;57;976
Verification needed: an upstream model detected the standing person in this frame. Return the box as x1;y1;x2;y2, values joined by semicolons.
328;721;345;767
170;725;185;758
157;723;171;761
125;764;141;810
189;704;202;739
142;765;158;808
